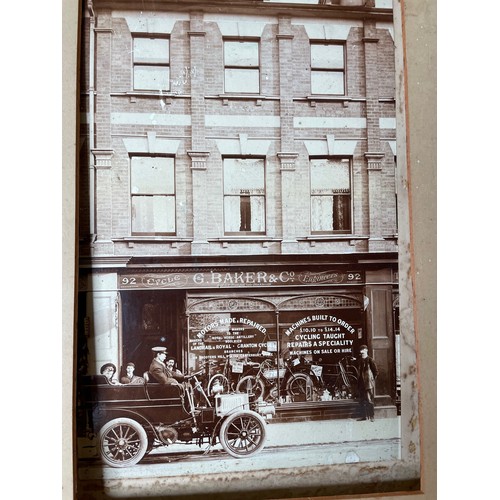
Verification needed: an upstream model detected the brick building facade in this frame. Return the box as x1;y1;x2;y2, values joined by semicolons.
78;0;400;418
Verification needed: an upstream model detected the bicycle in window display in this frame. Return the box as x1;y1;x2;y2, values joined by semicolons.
310;356;359;401
235;353;318;403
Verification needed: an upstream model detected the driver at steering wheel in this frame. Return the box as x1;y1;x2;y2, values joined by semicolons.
149;347;187;387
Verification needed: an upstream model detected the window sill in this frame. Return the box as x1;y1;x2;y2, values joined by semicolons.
305;95;350;101
113;237;192;248
206;94;280;103
111;91;190;99
209;236;282;248
297;235;368;247
298;235;367;241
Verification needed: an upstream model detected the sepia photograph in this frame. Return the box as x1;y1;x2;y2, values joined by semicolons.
72;0;423;498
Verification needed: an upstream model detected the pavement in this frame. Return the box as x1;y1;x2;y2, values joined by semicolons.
265;415;399;447
77;416;402;500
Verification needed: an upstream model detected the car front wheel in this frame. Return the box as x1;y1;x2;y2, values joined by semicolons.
219;411;267;458
98;417;148;467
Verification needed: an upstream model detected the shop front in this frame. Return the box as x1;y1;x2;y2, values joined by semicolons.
79;255;399;419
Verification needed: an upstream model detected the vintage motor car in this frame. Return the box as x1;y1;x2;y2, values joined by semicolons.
78;369;276;468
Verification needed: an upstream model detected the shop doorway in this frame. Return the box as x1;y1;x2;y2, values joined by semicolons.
120;290;185;381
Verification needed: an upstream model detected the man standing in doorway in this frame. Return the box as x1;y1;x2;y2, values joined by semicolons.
357;345;378;421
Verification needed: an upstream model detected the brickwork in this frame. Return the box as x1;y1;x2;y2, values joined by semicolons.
80;4;398;258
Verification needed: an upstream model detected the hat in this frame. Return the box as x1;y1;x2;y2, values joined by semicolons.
126;362;135;368
100;362;117;374
152;346;167;353
359;345;368;352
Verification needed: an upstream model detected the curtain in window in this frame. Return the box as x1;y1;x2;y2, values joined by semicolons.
333;195;350;231
224;196;241;232
250;196;265;232
311;196;333;231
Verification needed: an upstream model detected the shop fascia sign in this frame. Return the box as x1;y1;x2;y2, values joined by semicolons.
119;268;364;289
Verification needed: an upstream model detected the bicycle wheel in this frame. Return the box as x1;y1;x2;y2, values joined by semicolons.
333;373;358;399
236;375;265;400
207;374;230;395
286;373;315;401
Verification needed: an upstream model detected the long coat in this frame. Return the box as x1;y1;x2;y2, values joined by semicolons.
357;356;378;392
149;358;183;385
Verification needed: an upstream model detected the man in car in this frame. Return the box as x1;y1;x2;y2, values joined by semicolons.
165;357;186;385
120;362;145;384
149;347;185;386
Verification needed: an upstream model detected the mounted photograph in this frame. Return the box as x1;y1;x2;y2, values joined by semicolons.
74;0;421;498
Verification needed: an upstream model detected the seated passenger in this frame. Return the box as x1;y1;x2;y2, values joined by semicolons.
120;362;145;385
100;363;120;385
149;347;185;386
165;357;186;384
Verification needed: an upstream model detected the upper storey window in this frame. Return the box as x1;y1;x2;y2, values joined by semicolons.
310;158;351;233
224;40;260;94
310;42;345;95
130;156;176;235
223;158;266;234
133;36;170;91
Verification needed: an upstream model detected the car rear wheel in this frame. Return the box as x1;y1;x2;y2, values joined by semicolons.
219;411;266;458
99;417;148;467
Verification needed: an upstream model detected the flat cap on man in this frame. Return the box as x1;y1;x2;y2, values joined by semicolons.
126;362;135;368
359;345;368;352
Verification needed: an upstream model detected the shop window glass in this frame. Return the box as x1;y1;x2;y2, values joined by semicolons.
310;42;345;95
310;158;351;233
224;40;260;93
224;158;265;234
133;36;170;91
130;156;176;235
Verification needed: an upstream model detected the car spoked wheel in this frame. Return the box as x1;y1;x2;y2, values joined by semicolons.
219;411;266;458
99;417;148;467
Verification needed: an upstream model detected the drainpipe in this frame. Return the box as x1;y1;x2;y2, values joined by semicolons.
87;0;96;242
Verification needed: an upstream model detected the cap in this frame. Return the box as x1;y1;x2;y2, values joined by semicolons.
100;362;117;374
359;345;368;352
126;362;135;368
152;346;167;353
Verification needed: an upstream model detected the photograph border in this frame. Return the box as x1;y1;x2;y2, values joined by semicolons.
62;0;436;498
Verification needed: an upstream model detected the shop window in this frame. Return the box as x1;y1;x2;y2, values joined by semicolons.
223;158;266;234
133;36;170;91
130;156;176;235
224;39;260;94
310;42;345;95
310;158;352;233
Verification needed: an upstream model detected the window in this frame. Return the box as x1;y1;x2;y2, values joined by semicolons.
310;158;351;233
224;40;260;94
130;156;175;235
223;158;265;233
133;36;170;91
310;42;345;95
